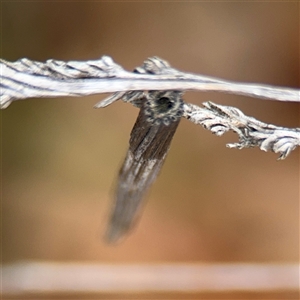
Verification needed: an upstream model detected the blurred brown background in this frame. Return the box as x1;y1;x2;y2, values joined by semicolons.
2;2;299;268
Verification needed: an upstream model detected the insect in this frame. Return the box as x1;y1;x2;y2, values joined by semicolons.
104;90;184;243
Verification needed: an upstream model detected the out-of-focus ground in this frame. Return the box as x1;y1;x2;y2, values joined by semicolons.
1;2;299;298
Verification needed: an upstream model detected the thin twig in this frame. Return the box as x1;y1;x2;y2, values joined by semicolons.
1;56;299;158
3;262;298;294
1;56;299;109
183;101;300;160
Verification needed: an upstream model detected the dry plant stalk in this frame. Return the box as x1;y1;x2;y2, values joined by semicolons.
1;55;299;160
